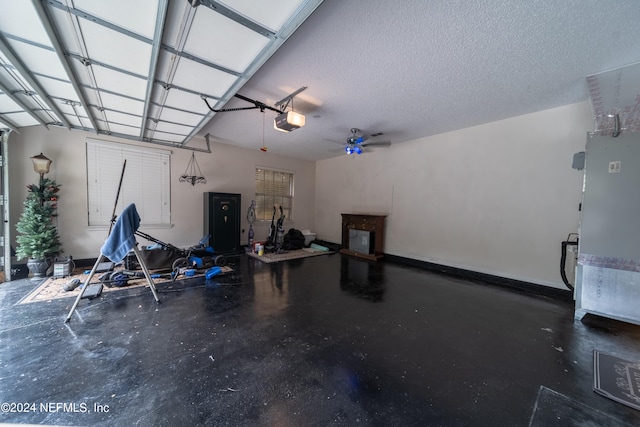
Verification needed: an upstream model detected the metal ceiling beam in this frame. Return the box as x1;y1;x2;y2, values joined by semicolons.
87;128;211;153
82;86;205;123
66;125;92;133
188;0;276;39
94;118;142;134
148;114;200;129
45;0;153;44
160;45;240;77
42;0;251;142
146;2;196;139
87;104;142;119
47;0;274;51
275;86;308;108
1;32;53;51
0;35;71;128
47;1;239;77
153;80;221;100
150;101;205;118
0;79;48;127
79;84;145;104
140;0;169;140
0;114;20;133
31;0;99;132
65;53;148;81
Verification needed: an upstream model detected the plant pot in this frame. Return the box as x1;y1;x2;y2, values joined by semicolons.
26;258;50;280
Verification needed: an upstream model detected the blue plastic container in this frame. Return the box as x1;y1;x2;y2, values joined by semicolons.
205;266;222;279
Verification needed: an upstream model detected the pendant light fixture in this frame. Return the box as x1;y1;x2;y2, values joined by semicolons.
179;152;206;186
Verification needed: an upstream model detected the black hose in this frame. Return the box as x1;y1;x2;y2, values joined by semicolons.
560;240;579;291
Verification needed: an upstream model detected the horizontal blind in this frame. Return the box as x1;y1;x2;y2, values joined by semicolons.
87;139;171;226
255;167;294;221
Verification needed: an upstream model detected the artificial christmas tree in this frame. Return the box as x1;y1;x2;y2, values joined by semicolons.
15;178;62;279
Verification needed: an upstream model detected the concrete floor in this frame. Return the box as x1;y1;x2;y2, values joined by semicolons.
1;253;640;426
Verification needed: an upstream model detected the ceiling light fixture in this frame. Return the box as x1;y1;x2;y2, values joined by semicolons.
345;145;362;155
179;152;206;186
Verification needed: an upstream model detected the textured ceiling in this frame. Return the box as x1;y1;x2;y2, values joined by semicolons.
2;1;640;161
200;0;640;160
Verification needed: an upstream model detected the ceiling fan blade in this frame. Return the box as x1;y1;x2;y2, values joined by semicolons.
363;131;386;142
342;129;388;153
362;140;391;148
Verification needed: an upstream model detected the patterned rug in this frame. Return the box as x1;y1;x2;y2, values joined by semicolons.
246;248;333;264
17;266;233;305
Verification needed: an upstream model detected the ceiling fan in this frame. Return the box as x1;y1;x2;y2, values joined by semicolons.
344;128;391;154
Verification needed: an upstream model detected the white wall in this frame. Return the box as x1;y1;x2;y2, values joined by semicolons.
315;101;593;289
8;101;591;289
8;127;315;259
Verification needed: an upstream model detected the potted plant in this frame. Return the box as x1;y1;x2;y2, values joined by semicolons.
15;178;62;279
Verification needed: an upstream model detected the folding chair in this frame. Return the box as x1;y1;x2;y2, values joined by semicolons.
65;203;159;323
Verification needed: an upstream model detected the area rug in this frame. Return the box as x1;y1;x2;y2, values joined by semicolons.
594;350;640;411
529;385;632;427
17;266;233;305
246;247;333;264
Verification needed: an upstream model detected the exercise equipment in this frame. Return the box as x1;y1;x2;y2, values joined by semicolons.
64;161;159;323
64;203;159;322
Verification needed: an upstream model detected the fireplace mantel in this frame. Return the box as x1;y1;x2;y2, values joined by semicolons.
340;213;387;261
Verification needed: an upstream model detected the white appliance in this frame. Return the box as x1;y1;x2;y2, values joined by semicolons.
575;132;640;324
575;63;640;325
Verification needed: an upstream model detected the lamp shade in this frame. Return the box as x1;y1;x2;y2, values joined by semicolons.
31;153;52;175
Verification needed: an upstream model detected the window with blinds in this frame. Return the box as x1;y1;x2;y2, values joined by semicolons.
255;167;294;221
86;139;171;227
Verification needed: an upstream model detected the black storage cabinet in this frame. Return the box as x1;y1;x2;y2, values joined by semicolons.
204;192;241;255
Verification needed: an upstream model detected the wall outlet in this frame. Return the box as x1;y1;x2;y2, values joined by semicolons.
608;161;621;173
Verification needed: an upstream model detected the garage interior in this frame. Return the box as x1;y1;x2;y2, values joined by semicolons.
2;1;640;425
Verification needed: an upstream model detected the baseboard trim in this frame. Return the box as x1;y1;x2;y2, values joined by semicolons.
384;253;573;302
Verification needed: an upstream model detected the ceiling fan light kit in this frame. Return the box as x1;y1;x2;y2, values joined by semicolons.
345;145;362;155
344;128;391;155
